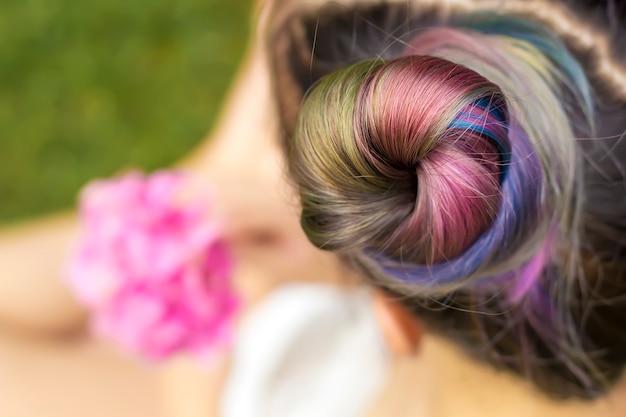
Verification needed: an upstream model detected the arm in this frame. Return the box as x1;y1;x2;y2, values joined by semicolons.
0;212;86;334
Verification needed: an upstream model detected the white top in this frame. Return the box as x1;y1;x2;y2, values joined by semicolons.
220;284;390;417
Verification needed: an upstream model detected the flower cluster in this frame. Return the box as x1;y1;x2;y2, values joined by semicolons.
67;171;239;360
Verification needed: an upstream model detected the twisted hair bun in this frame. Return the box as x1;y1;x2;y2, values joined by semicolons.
293;56;509;266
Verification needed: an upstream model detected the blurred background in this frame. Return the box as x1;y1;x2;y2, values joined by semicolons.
0;0;252;224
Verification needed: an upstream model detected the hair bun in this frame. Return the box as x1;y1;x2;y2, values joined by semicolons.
292;56;510;265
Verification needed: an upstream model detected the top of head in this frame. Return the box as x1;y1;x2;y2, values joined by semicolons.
274;2;626;400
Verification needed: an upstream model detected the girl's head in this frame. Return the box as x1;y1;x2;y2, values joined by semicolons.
270;3;626;399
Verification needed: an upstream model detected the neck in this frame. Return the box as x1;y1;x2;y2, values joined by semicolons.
366;333;626;417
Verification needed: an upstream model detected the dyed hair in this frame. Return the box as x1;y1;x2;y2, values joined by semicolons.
270;2;626;399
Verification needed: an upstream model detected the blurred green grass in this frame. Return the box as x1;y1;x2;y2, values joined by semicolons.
0;0;252;223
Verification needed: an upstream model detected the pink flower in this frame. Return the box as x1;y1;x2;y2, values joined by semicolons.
67;171;239;360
